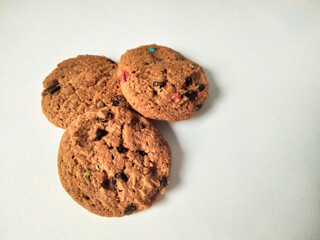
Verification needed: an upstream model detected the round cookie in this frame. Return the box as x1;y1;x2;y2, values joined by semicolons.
41;55;129;129
118;44;209;122
58;107;171;217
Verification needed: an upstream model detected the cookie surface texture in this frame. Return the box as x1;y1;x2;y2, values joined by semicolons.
58;107;171;217
118;44;209;121
41;55;129;129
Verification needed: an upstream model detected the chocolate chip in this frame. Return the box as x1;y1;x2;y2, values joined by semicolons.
112;101;119;106
196;104;203;110
107;112;114;119
108;146;113;149
116;145;124;153
116;145;128;153
101;179;110;189
124;203;136;215
94;129;108;141
153;81;166;88
97;117;108;122
112;172;128;188
115;172;128;182
46;82;60;94
153;81;160;87
138;151;148;156
185;90;197;101
185;77;192;86
97;112;114;122
157;176;168;192
112;95;125;106
182;77;192;90
112;178;117;187
198;84;205;92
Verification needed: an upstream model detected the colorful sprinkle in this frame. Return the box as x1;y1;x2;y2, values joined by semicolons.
84;172;91;178
120;70;129;83
172;93;181;102
149;48;156;52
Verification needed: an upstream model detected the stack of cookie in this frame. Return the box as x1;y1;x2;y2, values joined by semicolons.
41;44;209;217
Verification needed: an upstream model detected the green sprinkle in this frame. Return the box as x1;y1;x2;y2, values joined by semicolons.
84;172;91;177
149;48;156;52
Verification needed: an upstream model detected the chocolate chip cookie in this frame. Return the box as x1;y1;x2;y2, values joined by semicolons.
118;44;209;121
41;55;129;129
58;107;171;217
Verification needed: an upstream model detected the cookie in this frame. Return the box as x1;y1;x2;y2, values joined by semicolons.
117;44;209;121
41;55;129;129
58;107;171;217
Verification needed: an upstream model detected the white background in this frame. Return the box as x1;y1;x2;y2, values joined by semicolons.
1;1;320;239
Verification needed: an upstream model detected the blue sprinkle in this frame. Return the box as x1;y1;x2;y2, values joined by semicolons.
149;48;156;52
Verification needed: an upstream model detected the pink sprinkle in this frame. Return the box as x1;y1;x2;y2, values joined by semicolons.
172;93;181;102
120;70;129;83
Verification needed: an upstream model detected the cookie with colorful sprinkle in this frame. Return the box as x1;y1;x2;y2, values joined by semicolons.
58;107;171;217
117;44;209;122
41;55;129;129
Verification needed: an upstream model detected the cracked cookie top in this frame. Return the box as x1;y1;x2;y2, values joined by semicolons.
58;107;171;217
41;55;129;129
118;44;209;122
